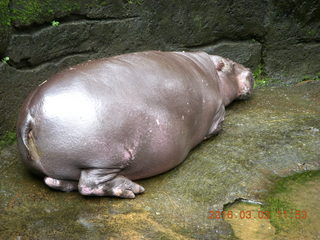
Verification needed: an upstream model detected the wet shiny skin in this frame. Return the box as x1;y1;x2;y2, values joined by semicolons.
16;51;253;198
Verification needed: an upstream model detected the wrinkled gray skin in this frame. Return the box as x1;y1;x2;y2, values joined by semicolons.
16;51;253;198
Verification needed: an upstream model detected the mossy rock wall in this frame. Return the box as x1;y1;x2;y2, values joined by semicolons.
0;0;319;134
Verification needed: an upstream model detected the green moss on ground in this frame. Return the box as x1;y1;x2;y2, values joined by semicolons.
262;171;320;233
0;131;16;149
269;171;320;191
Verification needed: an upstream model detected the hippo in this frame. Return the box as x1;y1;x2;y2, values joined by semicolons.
16;51;253;198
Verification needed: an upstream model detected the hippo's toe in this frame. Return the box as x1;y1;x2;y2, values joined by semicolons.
44;177;78;192
78;169;145;198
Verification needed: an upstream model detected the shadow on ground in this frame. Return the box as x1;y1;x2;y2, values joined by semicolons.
0;81;319;239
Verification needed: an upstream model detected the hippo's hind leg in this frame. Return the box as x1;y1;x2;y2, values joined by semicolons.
44;177;78;192
78;169;145;198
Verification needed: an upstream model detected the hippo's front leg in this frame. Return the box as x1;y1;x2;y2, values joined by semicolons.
78;169;145;198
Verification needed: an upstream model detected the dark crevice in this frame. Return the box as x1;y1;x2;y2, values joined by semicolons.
296;39;320;44
223;198;264;212
183;39;221;49
260;42;267;71
10;50;96;71
184;37;264;50
15;57;33;69
60;13;140;23
12;14;140;35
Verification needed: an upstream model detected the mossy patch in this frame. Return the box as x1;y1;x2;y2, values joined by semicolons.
301;72;320;82
0;131;16;149
225;171;320;239
9;0;83;26
0;0;11;54
1;0;137;27
0;0;11;26
262;171;320;234
2;0;115;27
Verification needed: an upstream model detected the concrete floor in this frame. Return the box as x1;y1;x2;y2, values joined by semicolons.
0;81;319;239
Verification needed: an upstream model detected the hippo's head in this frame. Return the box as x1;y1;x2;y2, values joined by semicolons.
209;55;254;106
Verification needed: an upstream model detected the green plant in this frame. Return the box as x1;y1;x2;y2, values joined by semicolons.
1;56;10;64
253;64;271;87
51;20;60;27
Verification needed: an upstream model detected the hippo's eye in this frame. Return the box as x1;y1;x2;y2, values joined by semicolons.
216;61;224;71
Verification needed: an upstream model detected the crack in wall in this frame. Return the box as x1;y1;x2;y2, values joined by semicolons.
9;50;96;71
12;15;140;35
183;38;264;50
5;15;142;69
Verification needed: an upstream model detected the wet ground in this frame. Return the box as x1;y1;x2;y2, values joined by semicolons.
0;81;319;239
225;171;320;240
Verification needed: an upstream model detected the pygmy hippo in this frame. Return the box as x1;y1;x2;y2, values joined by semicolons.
17;51;253;198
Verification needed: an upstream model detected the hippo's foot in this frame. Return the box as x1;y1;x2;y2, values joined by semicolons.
78;169;145;198
44;177;78;192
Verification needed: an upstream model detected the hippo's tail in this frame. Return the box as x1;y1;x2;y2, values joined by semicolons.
17;110;46;176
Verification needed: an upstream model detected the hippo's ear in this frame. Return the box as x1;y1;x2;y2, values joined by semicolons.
216;61;224;71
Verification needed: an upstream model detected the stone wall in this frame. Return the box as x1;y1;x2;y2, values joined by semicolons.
0;0;319;134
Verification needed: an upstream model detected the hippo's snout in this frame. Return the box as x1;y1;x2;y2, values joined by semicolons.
238;70;254;99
